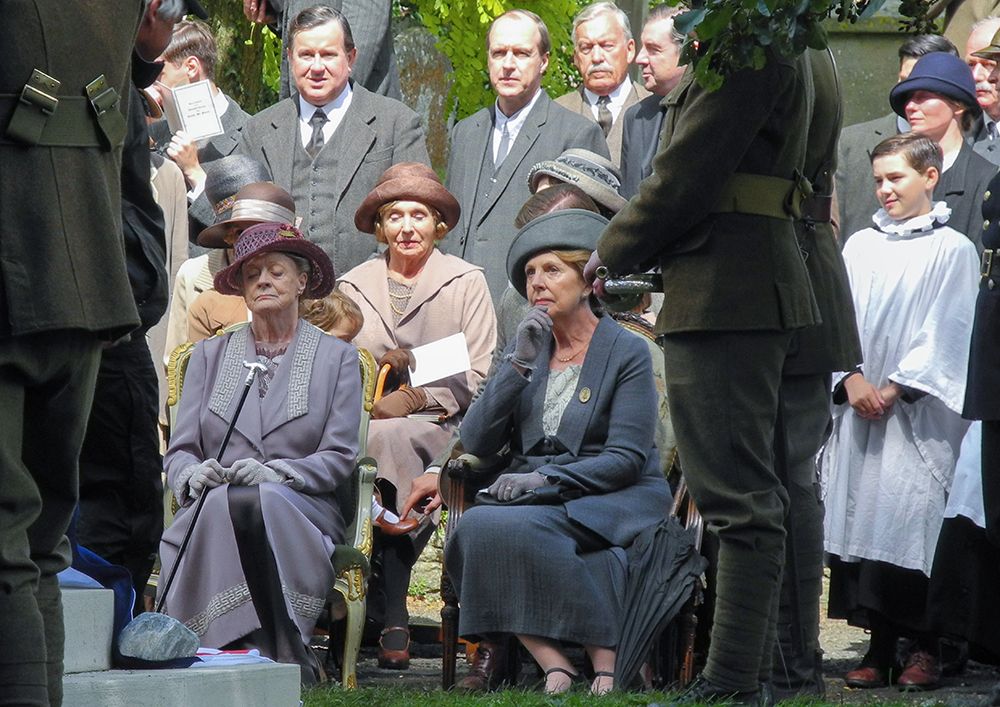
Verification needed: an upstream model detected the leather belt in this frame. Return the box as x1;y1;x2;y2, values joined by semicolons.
982;248;996;282
800;194;833;223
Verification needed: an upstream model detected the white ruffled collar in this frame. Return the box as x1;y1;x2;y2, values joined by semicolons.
872;201;951;236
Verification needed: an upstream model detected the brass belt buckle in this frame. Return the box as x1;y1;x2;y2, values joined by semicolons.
982;249;994;281
85;74;125;149
5;68;61;145
21;69;60;114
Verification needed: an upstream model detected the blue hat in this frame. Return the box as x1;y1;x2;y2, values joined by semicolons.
506;209;609;297
889;52;978;118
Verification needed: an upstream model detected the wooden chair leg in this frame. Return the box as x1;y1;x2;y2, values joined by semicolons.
440;568;460;689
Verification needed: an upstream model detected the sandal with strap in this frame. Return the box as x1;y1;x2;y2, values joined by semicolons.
542;666;579;694
591;670;615;696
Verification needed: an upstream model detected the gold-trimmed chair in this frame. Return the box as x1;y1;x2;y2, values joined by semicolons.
156;337;378;688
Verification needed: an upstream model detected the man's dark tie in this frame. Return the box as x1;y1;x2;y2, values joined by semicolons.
494;121;511;169
306;109;328;159
596;95;612;137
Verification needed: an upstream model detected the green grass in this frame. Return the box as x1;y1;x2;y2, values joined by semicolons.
301;686;949;706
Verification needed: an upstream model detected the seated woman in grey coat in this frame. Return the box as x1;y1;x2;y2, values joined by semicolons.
445;209;672;695
158;223;360;684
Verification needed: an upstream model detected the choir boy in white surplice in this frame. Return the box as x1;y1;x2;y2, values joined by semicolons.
820;133;979;688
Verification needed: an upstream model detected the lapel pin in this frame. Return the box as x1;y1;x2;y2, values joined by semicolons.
579;387;591;403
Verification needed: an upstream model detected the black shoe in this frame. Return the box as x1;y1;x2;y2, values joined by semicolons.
669;674;772;706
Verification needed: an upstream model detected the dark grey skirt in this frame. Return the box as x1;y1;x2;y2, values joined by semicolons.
445;504;627;647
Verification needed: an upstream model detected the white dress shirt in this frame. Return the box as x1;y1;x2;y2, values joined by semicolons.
298;83;353;149
492;88;543;163
584;80;630;123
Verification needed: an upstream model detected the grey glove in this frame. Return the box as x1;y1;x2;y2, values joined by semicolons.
511;307;552;369
229;458;286;486
487;471;548;501
182;459;227;501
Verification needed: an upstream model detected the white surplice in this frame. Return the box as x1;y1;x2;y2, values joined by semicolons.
821;203;979;575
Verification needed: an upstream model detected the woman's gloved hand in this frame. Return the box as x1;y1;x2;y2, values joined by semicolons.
373;387;428;419
487;471;548;501
229;458;286;486
181;459;228;501
511;307;552;370
378;348;415;379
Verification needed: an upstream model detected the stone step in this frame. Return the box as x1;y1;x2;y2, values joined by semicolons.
63;662;301;707
62;588;114;674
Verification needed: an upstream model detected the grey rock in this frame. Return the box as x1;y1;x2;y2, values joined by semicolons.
117;613;198;661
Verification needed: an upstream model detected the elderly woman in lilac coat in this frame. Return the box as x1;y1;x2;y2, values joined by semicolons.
157;223;360;684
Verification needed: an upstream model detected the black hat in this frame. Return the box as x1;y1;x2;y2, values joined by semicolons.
199;155;272;232
889;52;978;117
506;209;609;297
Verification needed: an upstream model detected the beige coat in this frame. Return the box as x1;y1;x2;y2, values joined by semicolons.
555;81;651;167
338;249;497;512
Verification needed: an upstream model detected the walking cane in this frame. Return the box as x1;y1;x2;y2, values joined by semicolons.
155;360;268;614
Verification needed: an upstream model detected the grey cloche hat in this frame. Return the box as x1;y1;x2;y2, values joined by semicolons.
506;209;610;297
201;155;272;223
527;148;628;215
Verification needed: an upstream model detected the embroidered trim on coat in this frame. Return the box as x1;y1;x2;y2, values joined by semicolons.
209;326;250;419
184;581;325;636
287;323;321;420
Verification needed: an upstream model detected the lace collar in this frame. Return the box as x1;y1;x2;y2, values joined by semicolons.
872;201;951;237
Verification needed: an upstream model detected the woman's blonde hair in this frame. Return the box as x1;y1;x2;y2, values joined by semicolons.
372;201;449;244
301;290;364;340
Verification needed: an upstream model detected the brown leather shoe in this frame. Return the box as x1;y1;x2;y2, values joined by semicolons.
457;641;508;692
898;650;941;691
845;665;890;688
377;626;410;670
373;508;421;536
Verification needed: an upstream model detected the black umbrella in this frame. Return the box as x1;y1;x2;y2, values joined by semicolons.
614;514;707;689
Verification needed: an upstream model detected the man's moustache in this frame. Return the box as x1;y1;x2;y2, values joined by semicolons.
588;63;614;75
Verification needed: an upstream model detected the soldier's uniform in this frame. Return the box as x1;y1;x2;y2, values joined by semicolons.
771;48;863;698
598;52;818;696
0;3;143;704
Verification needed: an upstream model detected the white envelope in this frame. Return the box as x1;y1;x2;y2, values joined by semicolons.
408;332;471;387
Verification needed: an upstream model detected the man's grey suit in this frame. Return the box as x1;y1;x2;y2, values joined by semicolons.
555;80;650;167
620;93;666;199
834;112;897;243
443;91;609;299
238;82;430;274
270;0;401;100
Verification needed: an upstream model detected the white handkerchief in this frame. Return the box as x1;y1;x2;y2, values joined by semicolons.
408;333;471;387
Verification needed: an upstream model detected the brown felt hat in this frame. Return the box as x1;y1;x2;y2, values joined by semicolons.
198;182;297;248
214;223;335;299
354;162;461;234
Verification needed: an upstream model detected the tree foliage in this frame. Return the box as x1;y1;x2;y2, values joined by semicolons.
669;0;937;91
403;0;588;119
199;0;280;113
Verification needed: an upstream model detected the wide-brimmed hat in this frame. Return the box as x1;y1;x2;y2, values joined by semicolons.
506;209;609;297
527;149;627;215
973;28;1000;60
354;162;461;234
198;182;296;248
214;223;335;299
889;52;978;117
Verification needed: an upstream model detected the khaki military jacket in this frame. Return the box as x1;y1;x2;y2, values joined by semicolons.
598;54;818;334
